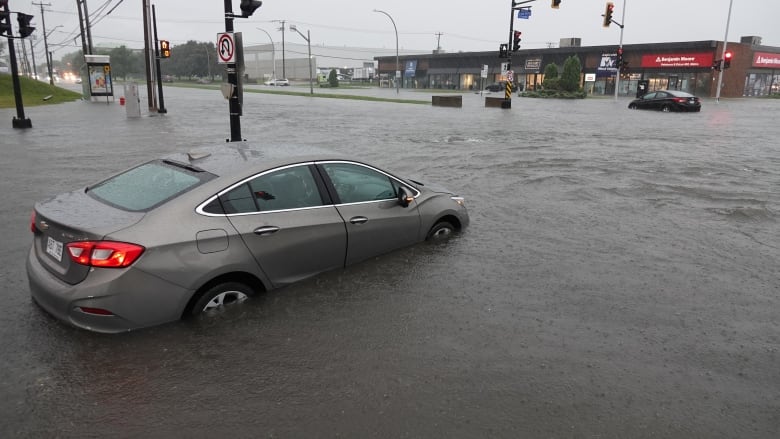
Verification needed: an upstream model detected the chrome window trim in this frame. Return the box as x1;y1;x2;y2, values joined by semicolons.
316;160;421;199
196;162;319;217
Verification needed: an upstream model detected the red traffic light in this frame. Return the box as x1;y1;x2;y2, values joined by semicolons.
513;31;522;52
603;2;615;27
723;51;732;68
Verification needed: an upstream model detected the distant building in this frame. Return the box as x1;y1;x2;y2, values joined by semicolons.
375;37;780;98
242;42;427;82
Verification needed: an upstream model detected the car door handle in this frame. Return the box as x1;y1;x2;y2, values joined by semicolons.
253;226;280;236
349;216;368;225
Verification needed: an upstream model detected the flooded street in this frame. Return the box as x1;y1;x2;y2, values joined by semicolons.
1;87;779;437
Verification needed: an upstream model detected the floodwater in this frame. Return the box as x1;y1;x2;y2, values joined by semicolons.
1;86;778;437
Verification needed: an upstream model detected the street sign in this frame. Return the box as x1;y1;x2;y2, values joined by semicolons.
481;64;488;78
217;32;235;64
518;8;532;19
507;70;514;82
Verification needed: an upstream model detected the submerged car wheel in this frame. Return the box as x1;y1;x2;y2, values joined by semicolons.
427;221;455;241
661;105;671;112
190;282;252;316
628;104;637;109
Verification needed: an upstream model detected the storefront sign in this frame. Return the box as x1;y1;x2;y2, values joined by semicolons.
524;58;542;72
404;60;418;77
752;52;780;68
597;53;617;77
584;73;596;82
640;53;713;68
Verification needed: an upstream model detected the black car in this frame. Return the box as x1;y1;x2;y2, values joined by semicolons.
485;82;506;92
628;90;701;112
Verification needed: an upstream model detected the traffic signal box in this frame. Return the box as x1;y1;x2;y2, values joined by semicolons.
513;31;522;52
723;51;732;69
603;2;614;28
160;40;171;58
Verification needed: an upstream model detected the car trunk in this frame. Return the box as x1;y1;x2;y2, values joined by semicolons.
32;189;145;285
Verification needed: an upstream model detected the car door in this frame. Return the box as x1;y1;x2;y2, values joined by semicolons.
222;164;347;287
317;161;422;266
638;92;656;109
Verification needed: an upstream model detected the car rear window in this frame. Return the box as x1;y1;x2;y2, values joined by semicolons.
88;160;215;211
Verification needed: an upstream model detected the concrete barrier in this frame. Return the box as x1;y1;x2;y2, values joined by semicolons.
485;97;511;108
432;95;463;108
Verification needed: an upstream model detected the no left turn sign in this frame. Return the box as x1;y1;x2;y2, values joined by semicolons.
217;33;235;64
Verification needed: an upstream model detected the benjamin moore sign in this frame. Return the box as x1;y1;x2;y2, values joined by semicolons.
640;52;713;68
752;52;780;68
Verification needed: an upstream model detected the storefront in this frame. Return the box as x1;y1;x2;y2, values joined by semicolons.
376;38;780;98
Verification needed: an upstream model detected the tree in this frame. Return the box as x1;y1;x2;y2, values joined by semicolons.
106;45;142;80
559;55;582;92
164;40;217;80
542;63;560;90
328;69;339;88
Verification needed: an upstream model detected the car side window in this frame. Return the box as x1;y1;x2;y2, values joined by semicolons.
220;165;323;214
321;162;398;204
643;92;656;99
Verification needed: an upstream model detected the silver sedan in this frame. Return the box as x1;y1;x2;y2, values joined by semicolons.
27;144;469;333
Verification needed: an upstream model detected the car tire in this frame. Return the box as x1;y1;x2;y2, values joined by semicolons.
661;105;671;112
628;104;637;109
426;221;455;241
189;281;253;316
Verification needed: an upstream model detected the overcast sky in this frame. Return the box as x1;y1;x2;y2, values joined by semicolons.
17;0;780;59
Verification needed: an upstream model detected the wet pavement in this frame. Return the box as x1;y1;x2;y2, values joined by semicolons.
1;85;779;438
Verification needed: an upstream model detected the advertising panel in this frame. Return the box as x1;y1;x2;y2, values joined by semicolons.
404;60;418;77
87;63;113;97
640;53;713;68
752;52;780;68
597;53;617;77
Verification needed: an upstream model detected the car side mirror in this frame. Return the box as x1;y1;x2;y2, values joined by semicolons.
397;187;414;208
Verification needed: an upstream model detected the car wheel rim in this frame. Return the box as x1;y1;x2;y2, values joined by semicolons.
432;227;453;239
203;290;248;312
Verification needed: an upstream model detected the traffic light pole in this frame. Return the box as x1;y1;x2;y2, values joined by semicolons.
715;0;733;103
612;0;626;102
2;2;32;128
224;0;242;142
504;0;535;109
151;5;166;114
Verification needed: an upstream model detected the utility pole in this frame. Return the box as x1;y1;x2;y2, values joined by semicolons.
273;20;286;79
613;0;626;102
435;32;443;53
142;0;157;111
33;2;54;85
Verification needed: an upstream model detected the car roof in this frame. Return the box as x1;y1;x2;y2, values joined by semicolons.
662;90;695;97
160;143;349;178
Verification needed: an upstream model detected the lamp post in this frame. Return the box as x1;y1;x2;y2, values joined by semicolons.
289;24;313;95
715;0;734;103
256;27;276;81
373;9;399;94
44;25;62;85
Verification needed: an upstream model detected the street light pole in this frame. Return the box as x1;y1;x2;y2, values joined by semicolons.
256;27;276;80
289;24;313;95
374;9;399;94
715;0;734;103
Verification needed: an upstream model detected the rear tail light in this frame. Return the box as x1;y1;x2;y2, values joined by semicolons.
673;97;687;103
66;241;145;268
77;307;115;316
30;211;38;233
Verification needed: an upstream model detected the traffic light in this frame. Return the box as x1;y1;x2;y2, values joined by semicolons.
616;47;623;67
17;12;34;38
499;43;508;59
551;0;562;8
0;11;11;36
513;31;522;52
711;59;721;71
723;51;732;69
160;40;171;58
239;0;262;18
603;2;614;28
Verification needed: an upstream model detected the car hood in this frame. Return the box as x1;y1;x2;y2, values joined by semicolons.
407;178;456;195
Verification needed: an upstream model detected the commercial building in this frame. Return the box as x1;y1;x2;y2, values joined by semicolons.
375;36;780;98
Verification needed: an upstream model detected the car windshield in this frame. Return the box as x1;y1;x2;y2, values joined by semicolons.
88;160;215;211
